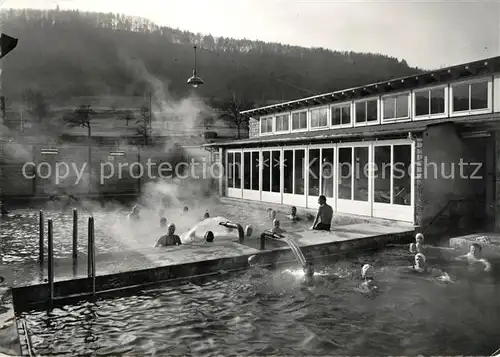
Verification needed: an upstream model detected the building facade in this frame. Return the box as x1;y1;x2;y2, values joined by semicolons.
207;56;500;236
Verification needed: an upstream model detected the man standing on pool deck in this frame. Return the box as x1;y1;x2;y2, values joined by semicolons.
310;195;333;231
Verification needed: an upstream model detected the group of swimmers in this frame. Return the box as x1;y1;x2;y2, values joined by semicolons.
358;233;493;292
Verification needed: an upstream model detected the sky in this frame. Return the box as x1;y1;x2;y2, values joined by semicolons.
4;0;500;69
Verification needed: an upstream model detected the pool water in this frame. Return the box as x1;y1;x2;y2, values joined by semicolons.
19;248;500;356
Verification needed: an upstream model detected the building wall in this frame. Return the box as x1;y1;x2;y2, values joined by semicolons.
420;122;487;237
249;117;259;138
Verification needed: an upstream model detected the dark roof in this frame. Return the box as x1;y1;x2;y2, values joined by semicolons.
205;112;500;147
241;56;500;117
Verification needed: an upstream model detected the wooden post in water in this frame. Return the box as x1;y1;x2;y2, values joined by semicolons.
90;216;96;296
47;219;54;304
39;210;44;264
87;217;92;277
72;209;78;262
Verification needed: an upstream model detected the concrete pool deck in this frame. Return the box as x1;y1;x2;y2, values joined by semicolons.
10;220;414;312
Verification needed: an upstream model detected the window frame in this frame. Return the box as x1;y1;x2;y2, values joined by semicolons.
259;115;274;136
290;109;309;133
412;84;449;121
381;92;411;123
309;106;329;131
353;97;380;127
450;77;492;117
274;113;291;134
330;102;353;129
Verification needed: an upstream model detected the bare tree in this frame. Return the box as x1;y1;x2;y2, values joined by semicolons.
64;104;94;137
136;105;152;145
219;92;254;139
118;110;135;126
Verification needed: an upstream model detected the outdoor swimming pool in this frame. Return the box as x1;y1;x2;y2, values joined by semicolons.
17;248;500;356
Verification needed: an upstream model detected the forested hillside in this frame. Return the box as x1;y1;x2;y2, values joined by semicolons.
1;8;422;104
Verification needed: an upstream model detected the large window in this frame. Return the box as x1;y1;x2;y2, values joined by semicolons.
291;111;307;131
308;149;320;196
234;152;241;189
382;94;409;122
275;114;289;132
284;150;293;194
353;147;369;201
322;148;334;198
355;99;378;125
243;152;251;189
331;104;351;127
414;87;446;118
393;145;411;206
452;80;489;113
227;152;234;188
262;151;271;191
373;144;411;206
310;107;328;128
295;150;305;195
271;151;281;193
374;146;391;204
251;152;259;190
260;117;273;134
338;148;352;199
283;150;305;195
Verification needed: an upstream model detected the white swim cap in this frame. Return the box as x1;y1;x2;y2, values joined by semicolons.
245;225;253;237
415;233;424;240
415;253;426;262
361;264;371;278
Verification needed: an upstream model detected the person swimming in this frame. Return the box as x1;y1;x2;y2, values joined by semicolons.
455;243;491;272
205;230;214;243
160;217;167;228
203;210;210;219
410;233;425;254
155;223;182;247
358;264;377;292
127;205;141;221
271;219;285;234
183;206;189;213
287;206;301;221
406;253;451;281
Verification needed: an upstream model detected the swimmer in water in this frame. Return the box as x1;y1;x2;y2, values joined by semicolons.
183;206;189;213
359;264;377;291
155;223;182;247
203;210;210;219
455;243;491;272
287;206;301;221
205;230;214;243
271;219;285;234
127;205;141;221
160;217;167;228
409;233;426;253
407;253;451;280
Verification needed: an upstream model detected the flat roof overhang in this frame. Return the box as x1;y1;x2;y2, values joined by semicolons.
241;56;500;117
204;112;500;148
